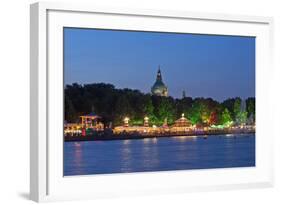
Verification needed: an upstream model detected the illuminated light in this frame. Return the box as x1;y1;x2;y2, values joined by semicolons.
174;135;188;140
123;117;130;127
189;135;197;138
144;116;149;127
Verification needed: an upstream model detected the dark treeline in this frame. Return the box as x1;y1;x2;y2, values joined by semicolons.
65;83;255;127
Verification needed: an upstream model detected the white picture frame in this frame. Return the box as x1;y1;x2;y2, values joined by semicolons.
30;2;274;202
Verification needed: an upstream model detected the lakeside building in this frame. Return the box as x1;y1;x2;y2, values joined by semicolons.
170;113;193;132
113;114;193;135
64;111;255;138
64;123;81;135
80;112;102;129
151;66;168;97
64;112;104;135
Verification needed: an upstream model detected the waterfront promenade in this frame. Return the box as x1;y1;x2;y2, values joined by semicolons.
64;128;255;142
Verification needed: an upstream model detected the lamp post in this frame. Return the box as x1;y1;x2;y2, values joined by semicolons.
144;116;149;127
124;117;129;127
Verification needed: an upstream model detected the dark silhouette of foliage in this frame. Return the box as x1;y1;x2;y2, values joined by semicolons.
64;83;255;126
246;97;255;119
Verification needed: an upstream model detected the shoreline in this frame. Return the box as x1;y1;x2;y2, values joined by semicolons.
64;130;255;142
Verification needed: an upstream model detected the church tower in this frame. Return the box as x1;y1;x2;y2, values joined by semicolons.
182;90;186;99
151;66;168;97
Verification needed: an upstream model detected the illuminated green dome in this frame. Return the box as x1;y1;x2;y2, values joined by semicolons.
151;67;168;97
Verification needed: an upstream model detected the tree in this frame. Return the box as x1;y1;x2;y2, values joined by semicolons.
142;95;154;116
140;95;156;125
246;97;255;119
114;95;134;125
175;97;193;117
64;82;255;128
209;111;218;125
236;111;248;125
157;98;176;125
233;97;242;120
64;94;77;122
222;98;236;119
221;108;232;125
188;99;208;124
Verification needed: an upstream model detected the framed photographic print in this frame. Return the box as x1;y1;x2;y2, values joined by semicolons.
30;2;274;202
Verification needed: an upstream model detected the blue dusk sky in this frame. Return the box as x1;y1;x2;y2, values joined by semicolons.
64;28;255;102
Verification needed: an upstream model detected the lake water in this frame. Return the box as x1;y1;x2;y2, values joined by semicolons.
64;133;255;176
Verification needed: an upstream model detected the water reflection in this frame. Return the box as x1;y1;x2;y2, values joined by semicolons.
120;139;132;172
74;142;82;165
123;139;131;145
64;134;255;176
152;137;158;143
143;138;151;144
73;142;84;174
141;138;159;170
173;135;198;142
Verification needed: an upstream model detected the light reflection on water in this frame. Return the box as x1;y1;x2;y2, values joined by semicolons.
173;135;198;141
64;134;255;176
